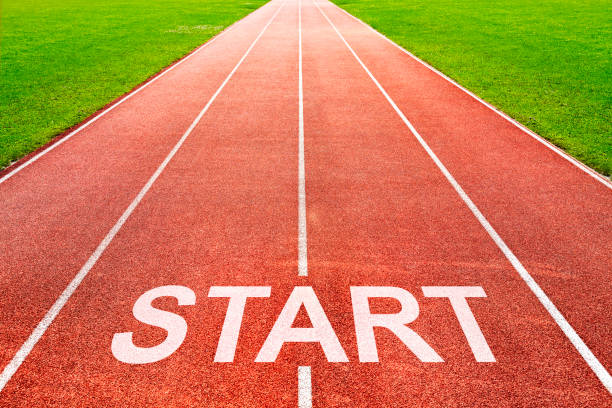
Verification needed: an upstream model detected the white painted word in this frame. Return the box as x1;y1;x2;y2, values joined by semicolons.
111;285;494;364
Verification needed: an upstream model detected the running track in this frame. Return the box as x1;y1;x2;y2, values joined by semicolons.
0;0;610;406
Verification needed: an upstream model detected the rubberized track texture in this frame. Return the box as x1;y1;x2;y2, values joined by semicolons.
0;0;610;406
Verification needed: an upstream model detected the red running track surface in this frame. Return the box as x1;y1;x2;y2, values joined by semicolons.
0;0;610;406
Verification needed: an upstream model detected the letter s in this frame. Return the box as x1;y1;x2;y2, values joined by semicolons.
111;285;196;364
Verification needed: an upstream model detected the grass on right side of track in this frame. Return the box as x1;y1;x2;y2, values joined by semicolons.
332;0;612;177
0;0;268;171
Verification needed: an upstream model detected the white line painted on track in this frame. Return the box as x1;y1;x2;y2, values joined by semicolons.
313;0;612;394
298;0;308;277
327;1;611;190
298;366;312;408
0;1;286;392
298;8;311;406
0;1;274;186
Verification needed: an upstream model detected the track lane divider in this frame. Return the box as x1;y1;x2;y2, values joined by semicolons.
298;0;308;277
298;365;312;408
327;1;611;189
313;0;612;394
0;0;274;186
0;1;286;392
297;1;312;405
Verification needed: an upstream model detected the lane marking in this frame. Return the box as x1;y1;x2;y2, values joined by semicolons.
0;1;274;186
327;1;611;190
313;0;612;393
298;366;312;408
298;0;308;277
0;1;286;392
297;2;310;402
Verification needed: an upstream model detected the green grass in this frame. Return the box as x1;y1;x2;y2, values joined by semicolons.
332;0;611;176
0;0;268;169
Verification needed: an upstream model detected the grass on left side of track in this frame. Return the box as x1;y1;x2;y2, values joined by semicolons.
0;0;268;170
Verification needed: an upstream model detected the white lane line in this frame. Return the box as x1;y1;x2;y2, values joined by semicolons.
298;1;311;404
298;366;312;408
298;0;308;276
298;7;311;407
0;1;286;392
313;1;612;394
328;2;611;190
0;1;273;186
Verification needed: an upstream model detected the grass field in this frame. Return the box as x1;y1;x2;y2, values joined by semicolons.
332;0;611;176
0;0;267;170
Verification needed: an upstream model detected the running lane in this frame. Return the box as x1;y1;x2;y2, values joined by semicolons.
319;0;612;371
0;0;305;406
0;0;278;371
300;0;610;405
